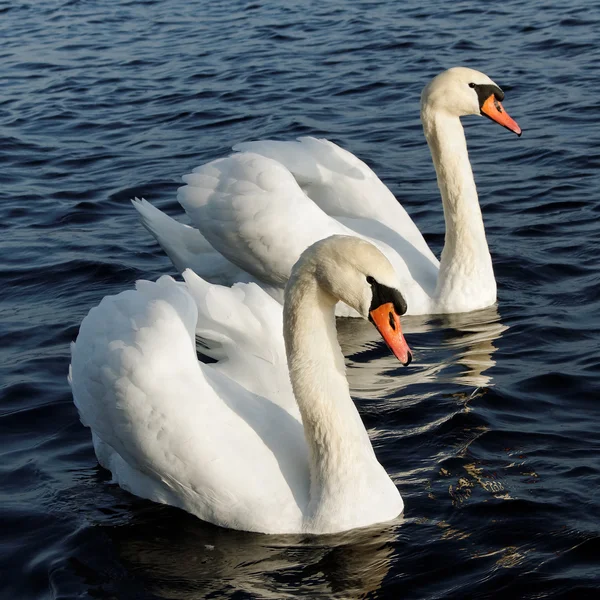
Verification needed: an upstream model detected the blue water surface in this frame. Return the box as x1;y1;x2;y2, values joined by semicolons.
1;0;599;598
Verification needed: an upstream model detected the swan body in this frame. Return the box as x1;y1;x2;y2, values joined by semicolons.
69;236;412;534
134;67;521;315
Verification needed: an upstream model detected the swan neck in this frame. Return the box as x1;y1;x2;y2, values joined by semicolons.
283;272;375;517
422;109;495;310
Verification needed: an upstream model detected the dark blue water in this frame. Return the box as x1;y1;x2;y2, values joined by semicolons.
2;0;599;597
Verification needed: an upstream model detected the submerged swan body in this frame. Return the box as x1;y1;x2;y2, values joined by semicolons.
69;236;412;534
134;67;521;316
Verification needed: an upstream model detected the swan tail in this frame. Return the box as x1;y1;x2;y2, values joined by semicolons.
131;198;213;270
132;198;246;283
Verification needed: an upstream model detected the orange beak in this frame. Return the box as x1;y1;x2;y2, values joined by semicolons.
481;94;522;136
369;302;412;366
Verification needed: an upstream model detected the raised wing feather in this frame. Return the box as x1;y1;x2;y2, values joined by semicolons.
234;137;437;262
182;270;297;410
176;153;349;286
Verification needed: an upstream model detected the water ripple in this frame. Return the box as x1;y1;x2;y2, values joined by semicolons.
1;0;600;598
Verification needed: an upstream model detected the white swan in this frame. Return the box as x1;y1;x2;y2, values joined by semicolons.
69;235;412;534
133;66;521;315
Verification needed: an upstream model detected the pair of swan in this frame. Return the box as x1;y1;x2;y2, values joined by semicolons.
70;67;521;535
133;66;521;316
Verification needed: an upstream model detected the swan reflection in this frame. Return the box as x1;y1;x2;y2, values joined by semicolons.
338;304;507;395
107;507;402;599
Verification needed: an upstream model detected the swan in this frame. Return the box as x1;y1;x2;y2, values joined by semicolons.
133;66;521;315
69;235;413;534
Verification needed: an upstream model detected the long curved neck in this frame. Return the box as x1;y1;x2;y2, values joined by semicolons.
283;272;379;528
422;108;496;311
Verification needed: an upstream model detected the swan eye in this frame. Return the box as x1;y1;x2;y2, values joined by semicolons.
366;276;376;285
469;82;476;88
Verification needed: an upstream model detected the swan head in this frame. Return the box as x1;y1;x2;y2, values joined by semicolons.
290;235;412;365
421;66;521;136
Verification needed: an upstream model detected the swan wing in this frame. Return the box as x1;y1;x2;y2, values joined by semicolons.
234;137;435;260
181;269;297;413
176;152;349;286
133;143;437;314
69;275;308;533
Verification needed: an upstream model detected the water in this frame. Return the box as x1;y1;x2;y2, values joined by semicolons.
1;0;599;597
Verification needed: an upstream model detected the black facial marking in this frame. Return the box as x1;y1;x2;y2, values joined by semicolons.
470;83;505;111
367;278;408;316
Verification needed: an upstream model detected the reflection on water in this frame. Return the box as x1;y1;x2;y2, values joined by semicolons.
338;305;508;396
107;506;401;599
